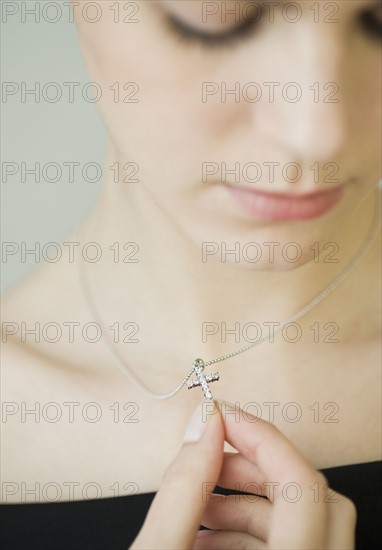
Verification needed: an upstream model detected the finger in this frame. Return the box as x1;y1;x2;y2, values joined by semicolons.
130;400;224;550
193;529;267;550
327;491;357;549
200;493;271;541
215;400;323;484
217;452;268;495
215;400;329;549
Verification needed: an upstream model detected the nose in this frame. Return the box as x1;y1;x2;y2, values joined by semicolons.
278;84;346;162
254;26;348;163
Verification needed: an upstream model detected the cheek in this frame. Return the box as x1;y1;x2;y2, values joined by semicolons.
360;78;381;148
345;36;381;160
75;3;249;194
76;15;215;189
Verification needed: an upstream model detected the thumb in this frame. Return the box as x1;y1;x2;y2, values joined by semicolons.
130;400;225;550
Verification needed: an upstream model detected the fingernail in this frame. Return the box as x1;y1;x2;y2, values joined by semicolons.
183;400;213;443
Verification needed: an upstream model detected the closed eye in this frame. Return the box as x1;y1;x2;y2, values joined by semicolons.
358;4;382;40
165;12;263;48
165;2;382;48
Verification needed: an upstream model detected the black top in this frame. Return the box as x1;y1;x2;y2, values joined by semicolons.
1;461;381;550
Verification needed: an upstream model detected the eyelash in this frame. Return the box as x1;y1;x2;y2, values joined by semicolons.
166;14;262;49
358;7;382;39
166;7;381;49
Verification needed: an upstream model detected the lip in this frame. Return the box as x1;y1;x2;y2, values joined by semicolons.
226;184;346;221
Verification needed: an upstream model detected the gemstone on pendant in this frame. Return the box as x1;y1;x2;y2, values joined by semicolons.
186;358;220;400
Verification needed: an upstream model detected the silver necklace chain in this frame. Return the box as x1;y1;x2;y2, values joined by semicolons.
77;185;381;400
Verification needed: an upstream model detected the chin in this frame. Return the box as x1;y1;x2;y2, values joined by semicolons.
198;245;319;272
177;208;340;272
170;180;370;272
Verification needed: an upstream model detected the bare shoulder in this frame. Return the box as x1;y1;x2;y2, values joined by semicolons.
1;256;108;374
2;264;65;400
0;338;56;502
2;257;84;327
0;327;182;504
1;264;87;501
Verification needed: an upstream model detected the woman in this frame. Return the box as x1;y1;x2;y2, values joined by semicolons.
1;1;381;548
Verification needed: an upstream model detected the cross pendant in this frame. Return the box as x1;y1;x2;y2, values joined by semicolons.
186;358;220;400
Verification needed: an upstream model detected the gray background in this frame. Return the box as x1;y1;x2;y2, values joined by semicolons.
1;0;106;291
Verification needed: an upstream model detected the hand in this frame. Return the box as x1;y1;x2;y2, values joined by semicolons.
193;400;357;549
129;399;225;550
130;400;357;550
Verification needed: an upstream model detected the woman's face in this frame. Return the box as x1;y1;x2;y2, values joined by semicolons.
74;0;381;270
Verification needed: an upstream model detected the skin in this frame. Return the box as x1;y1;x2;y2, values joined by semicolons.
1;0;381;547
131;401;357;549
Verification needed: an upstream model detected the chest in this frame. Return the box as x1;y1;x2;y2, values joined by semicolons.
2;342;381;503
